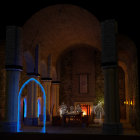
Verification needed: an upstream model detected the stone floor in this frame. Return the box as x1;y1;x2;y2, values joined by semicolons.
19;120;139;136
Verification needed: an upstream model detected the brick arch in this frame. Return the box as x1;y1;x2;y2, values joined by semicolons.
22;4;101;65
55;43;100;80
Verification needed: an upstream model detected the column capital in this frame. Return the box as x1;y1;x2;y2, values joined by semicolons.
52;81;60;84
5;65;23;71
101;62;118;69
41;77;52;81
27;72;40;77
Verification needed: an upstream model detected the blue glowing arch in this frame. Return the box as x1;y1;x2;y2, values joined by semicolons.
17;78;46;133
24;98;27;118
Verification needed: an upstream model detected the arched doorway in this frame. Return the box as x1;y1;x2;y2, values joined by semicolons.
56;45;104;124
118;66;126;120
17;78;46;133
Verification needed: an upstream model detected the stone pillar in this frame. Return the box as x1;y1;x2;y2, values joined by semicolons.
1;26;22;132
25;74;39;126
33;76;39;118
41;78;52;121
25;44;40;126
101;20;122;134
27;79;34;118
51;81;60;117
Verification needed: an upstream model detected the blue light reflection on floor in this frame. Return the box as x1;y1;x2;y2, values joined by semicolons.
17;78;46;133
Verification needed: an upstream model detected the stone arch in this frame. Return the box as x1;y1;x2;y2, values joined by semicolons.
22;4;101;66
118;61;129;121
17;78;46;133
117;35;138;125
56;43;102;106
56;43;101;79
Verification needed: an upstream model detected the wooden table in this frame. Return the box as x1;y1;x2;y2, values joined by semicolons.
62;113;83;126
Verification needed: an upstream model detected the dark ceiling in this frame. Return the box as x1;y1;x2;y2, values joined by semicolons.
0;0;139;48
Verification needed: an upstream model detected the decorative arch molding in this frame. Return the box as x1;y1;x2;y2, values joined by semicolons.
17;78;46;133
118;61;129;122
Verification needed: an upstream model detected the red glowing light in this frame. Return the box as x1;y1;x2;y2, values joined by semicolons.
80;104;91;116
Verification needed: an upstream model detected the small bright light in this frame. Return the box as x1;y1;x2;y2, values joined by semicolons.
130;100;133;105
83;111;86;116
124;101;126;104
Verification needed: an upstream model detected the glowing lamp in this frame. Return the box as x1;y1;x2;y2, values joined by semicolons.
83;111;86;116
124;101;126;104
130;100;133;106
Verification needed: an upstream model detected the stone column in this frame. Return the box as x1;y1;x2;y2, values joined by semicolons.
51;81;60;117
41;78;52;121
26;74;39;126
33;76;39;119
2;26;22;132
25;44;40;126
27;78;34;118
101;20;122;134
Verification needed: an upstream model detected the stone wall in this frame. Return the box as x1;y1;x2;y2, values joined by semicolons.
117;35;139;128
59;46;102;106
95;50;104;105
118;66;126;120
0;41;6;120
22;4;101;66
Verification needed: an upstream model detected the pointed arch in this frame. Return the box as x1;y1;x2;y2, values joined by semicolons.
17;78;46;133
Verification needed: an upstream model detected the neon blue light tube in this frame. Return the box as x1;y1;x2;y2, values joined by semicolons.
17;78;46;133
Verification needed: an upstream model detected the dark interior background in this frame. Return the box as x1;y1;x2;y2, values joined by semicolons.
0;0;139;79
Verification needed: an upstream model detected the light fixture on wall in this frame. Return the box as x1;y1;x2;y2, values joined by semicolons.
130;100;133;106
124;99;134;106
124;100;128;105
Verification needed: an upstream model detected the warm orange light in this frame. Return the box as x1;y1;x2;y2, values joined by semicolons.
83;111;86;116
133;99;135;106
124;100;134;106
81;107;87;116
130;100;133;105
80;104;92;116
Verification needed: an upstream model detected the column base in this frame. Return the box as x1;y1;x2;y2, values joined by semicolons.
24;118;38;126
102;123;123;135
0;121;17;132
